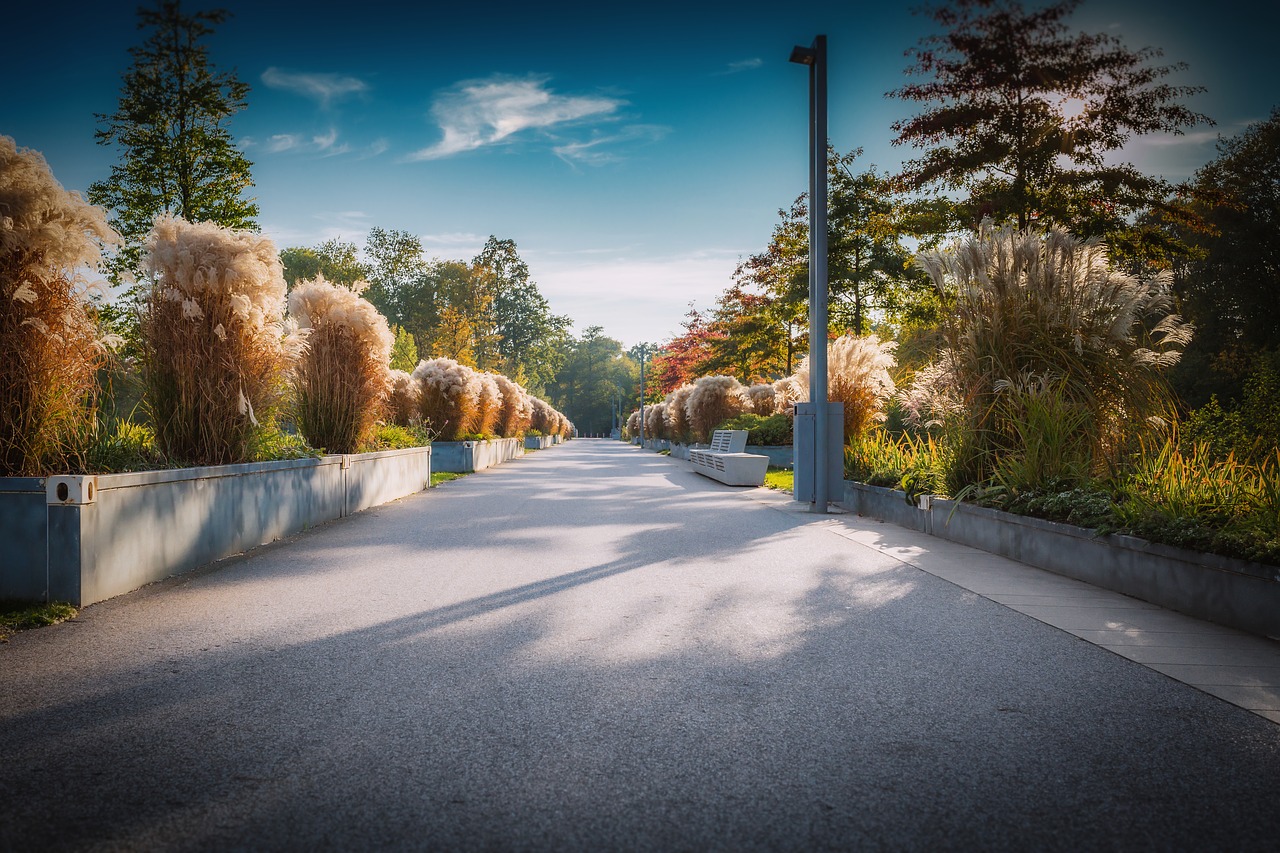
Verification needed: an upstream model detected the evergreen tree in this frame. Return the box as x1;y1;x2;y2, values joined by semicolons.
90;1;257;285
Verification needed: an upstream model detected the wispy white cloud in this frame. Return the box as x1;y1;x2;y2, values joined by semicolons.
1133;129;1223;148
718;58;764;75
420;232;488;259
267;134;301;153
260;211;374;249
261;67;370;108
408;74;625;161
312;128;352;156
260;128;363;158
553;124;669;166
361;139;390;159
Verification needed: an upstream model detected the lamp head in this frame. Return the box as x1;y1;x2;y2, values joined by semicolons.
789;45;816;65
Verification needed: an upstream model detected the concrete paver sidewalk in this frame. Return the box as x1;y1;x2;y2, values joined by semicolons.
2;439;1279;851
748;489;1280;725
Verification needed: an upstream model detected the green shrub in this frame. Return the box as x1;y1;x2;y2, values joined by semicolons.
363;423;433;451
845;429;948;496
85;420;168;473
715;413;792;446
1181;363;1280;464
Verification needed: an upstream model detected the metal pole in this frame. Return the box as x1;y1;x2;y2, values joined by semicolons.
810;36;830;513
638;345;647;444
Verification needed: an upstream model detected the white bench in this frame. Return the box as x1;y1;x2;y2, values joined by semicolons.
688;429;770;486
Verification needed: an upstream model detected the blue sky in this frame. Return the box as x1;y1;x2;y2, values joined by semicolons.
5;0;1277;348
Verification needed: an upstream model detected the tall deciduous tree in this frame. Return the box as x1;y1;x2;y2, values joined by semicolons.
547;326;637;433
890;0;1211;248
1169;109;1280;404
280;239;368;289
364;227;430;330
473;236;571;393
90;1;257;284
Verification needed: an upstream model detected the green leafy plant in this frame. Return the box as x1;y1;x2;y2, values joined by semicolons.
363;423;433;452
845;428;948;496
715;413;793;446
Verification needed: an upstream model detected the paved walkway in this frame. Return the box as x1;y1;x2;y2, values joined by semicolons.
2;439;1279;851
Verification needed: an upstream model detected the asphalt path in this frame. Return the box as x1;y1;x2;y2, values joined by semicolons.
2;439;1279;851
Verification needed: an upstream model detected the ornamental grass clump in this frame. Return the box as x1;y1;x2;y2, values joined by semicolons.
494;374;532;437
1;137;120;475
791;334;897;443
686;375;747;442
287;275;393;453
530;397;557;435
413;357;480;441
626;409;641;438
645;401;668;441
746;383;779;415
141;216;300;465
471;372;502;437
386;370;420;427
664;384;695;442
913;222;1191;490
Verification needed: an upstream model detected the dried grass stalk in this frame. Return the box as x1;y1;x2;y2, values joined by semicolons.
530;397;555;434
664;384;695;441
1;136;120;474
746;383;778;415
141;216;297;465
472;372;502;437
645;401;668;440
915;221;1191;485
494;374;533;437
413;357;480;441
386;369;420;427
686;375;747;442
288;275;393;453
791;334;897;442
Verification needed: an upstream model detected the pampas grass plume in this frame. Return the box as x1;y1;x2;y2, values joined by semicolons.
1;136;120;474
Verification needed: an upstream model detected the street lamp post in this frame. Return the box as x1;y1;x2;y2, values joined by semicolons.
637;344;649;445
791;35;830;513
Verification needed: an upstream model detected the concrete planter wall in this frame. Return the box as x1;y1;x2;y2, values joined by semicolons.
841;481;927;532
841;480;1280;639
524;434;554;450
669;443;708;461
644;439;671;451
1;446;431;607
746;445;793;469
432;437;524;473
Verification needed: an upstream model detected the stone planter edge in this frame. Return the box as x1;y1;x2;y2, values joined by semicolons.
1;445;431;607
840;480;1280;639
